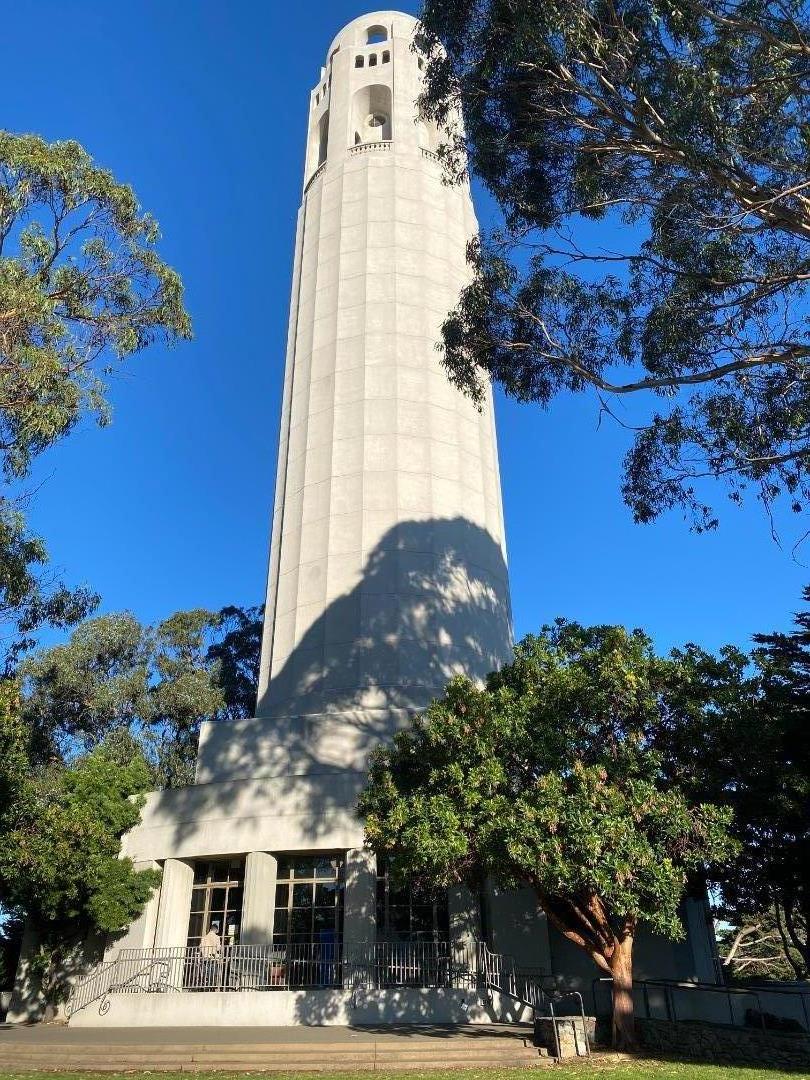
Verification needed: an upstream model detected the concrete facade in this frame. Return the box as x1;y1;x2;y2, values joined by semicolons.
10;10;720;1029
196;9;512;789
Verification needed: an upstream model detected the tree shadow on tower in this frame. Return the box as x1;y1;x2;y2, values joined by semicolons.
145;515;511;848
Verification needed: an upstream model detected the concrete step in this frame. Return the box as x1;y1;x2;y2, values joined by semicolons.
0;1059;555;1072
0;1042;551;1071
0;1043;537;1057
0;1048;549;1059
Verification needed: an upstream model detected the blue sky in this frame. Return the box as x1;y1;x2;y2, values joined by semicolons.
4;0;806;657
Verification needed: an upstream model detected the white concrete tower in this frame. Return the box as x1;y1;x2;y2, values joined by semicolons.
196;10;512;781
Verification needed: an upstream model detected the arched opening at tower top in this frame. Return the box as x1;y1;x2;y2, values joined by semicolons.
307;109;329;175
351;84;392;144
366;24;387;43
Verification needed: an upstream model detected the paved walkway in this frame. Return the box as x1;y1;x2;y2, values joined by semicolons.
0;1022;533;1045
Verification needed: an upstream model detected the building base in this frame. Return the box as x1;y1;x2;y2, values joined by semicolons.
69;987;502;1028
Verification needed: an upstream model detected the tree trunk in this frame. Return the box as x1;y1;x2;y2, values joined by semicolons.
609;933;636;1051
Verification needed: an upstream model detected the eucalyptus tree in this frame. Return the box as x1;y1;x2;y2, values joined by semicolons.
19;604;262;784
0;132;192;667
416;0;810;531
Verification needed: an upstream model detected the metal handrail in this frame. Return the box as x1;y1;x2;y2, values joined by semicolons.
477;943;590;1056
64;954;127;1018
593;976;810;1034
68;938;478;1017
545;992;592;1058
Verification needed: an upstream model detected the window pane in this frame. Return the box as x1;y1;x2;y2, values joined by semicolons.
389;907;409;933
227;887;243;914
313;908;336;932
211;862;229;882
210;888;227;911
436;902;450;936
411;906;433;933
276;856;293;879
289;909;310;937
274;909;288;935
315;882;337;906
314;856;337;879
275;883;289;908
190;888;206;914
186;913;204;941
193;862;209;885
389;882;408;905
292;883;312;908
294;857;314;878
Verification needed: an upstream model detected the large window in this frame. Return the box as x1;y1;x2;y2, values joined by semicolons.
376;860;449;941
186;858;245;949
273;854;344;946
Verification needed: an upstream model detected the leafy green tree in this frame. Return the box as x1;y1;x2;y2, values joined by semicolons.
0;131;191;478
0;678;27;813
0;500;97;676
416;0;810;531
20;612;149;759
20;604;262;786
207;605;263;721
662;594;810;979
0;131;191;669
359;624;735;1048
0;712;160;1007
149;610;228;787
747;595;810;977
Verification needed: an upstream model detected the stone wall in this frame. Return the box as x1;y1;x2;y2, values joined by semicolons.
637;1016;810;1069
533;1016;596;1058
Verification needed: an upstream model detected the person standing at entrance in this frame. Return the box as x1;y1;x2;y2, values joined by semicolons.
199;920;222;989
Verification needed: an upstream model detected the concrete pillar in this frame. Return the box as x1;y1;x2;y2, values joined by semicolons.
343;847;376;951
449;883;481;971
153;858;194;950
241;851;278;945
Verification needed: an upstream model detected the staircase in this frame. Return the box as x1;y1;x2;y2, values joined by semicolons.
0;1029;552;1071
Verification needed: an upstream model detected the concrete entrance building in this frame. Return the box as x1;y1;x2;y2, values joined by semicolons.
10;10;718;1028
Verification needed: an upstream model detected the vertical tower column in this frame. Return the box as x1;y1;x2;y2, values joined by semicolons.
252;9;513;774
449;884;481;970
153;858;194;950
343;847;377;950
240;851;278;946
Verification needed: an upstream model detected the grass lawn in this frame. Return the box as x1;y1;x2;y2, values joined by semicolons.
0;1064;808;1080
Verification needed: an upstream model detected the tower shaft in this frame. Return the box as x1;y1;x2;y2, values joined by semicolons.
198;11;512;782
258;9;511;732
